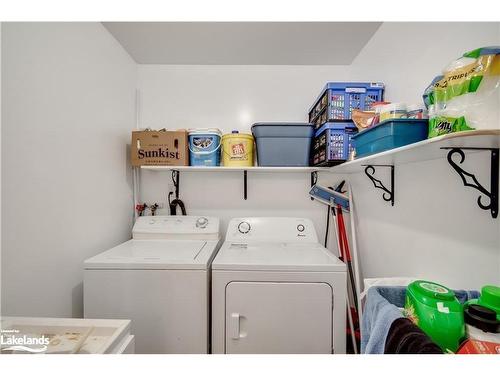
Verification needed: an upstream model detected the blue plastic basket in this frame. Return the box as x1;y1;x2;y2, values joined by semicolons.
309;82;385;129
312;122;357;166
352;119;428;158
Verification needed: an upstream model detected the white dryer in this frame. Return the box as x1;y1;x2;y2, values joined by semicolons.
212;217;346;354
84;216;220;354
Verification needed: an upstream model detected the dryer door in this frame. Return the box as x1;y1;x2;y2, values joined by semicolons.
225;281;333;354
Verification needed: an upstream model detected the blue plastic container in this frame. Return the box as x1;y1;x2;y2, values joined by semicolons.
312;122;357;166
188;128;222;166
251;122;314;166
352;119;429;158
308;82;385;129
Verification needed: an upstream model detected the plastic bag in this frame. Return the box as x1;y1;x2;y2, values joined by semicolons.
423;46;500;138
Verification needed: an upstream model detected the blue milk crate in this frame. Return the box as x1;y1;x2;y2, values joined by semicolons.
312;122;358;166
308;82;385;129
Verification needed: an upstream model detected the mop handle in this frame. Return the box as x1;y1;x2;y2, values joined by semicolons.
337;206;351;262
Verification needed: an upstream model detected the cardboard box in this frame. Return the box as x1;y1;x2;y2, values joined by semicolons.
131;130;189;167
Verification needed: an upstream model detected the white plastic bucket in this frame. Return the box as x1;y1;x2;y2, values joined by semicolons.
188;128;222;166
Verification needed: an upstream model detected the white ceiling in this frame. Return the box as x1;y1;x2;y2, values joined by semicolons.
103;22;381;65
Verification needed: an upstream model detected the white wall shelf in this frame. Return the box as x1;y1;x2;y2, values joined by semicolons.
330;130;500;174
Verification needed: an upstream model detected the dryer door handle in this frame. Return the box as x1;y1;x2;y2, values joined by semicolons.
229;313;241;339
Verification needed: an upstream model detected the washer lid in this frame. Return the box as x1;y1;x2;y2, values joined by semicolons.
84;239;219;270
211;242;346;272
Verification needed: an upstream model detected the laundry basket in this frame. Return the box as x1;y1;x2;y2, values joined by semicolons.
308;82;385;129
312;121;357;166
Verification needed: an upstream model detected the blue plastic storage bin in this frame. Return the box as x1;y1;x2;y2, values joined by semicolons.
352;119;429;158
251;122;314;166
312;122;357;166
308;82;385;129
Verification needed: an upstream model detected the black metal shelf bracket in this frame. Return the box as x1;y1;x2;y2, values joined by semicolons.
243;170;248;200
441;147;499;219
310;171;318;200
363;164;395;206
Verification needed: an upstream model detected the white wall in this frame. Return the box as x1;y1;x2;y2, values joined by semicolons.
0;23;3;315
1;23;137;318
137;65;349;238
346;22;500;289
138;65;351;131
350;22;500;103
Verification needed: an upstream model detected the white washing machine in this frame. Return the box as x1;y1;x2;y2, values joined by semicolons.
84;215;220;354
212;217;347;354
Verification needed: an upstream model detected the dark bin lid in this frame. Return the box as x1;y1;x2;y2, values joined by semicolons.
251;122;313;128
464;304;500;333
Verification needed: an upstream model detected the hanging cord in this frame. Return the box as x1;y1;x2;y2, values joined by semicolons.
169;192;187;215
168;170;187;215
324;186;334;247
324;180;346;247
324;204;330;247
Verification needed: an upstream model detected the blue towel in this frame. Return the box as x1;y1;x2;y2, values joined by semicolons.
361;286;480;354
454;289;480;304
361;287;404;354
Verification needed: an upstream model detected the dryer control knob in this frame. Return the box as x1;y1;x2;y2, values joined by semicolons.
297;224;305;232
238;221;251;234
196;217;209;228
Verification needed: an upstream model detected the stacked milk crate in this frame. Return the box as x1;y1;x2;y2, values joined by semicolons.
309;82;384;166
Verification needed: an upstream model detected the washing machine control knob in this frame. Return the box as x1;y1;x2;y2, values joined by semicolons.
196;217;209;228
297;224;305;232
238;221;251;234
